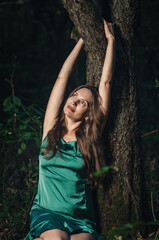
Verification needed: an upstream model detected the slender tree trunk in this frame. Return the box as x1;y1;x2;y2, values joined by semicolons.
61;0;148;235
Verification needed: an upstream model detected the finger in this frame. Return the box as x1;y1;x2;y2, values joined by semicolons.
103;19;109;25
104;20;109;27
103;20;107;25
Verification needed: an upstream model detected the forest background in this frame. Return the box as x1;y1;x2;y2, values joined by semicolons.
0;0;158;239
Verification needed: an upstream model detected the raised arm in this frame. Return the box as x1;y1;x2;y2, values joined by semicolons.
42;38;84;141
99;20;115;128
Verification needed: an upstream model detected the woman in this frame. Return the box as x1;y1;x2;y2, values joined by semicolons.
25;19;115;240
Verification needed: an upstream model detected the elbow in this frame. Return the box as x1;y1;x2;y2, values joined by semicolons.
101;75;112;86
105;74;112;85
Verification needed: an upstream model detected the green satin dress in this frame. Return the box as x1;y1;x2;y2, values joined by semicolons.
24;137;99;239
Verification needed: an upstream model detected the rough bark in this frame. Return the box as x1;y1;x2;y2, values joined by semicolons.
61;0;147;235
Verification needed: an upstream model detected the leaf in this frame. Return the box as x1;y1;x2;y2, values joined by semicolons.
21;142;26;150
32;173;38;177
94;165;115;176
19;124;27;130
23;118;31;123
13;96;22;106
13;108;19;113
34;108;43;116
3;96;11;107
23;132;31;140
122;223;133;229
3;103;14;112
7;117;14;123
3;205;8;211
18;148;22;155
35;138;41;146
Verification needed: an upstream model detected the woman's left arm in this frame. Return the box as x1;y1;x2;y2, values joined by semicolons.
99;20;115;127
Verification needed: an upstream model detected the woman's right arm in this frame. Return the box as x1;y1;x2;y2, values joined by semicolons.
42;38;84;141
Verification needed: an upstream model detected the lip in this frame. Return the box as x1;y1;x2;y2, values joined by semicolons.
67;105;75;112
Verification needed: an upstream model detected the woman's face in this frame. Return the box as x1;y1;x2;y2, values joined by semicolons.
64;88;93;122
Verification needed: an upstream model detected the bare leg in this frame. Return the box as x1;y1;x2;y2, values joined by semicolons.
40;229;70;240
34;239;42;240
71;232;96;240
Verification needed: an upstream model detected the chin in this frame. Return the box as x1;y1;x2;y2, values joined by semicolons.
63;109;72;118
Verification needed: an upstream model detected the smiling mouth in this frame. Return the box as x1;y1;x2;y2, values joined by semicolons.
67;105;75;112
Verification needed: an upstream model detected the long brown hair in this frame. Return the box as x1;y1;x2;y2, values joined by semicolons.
42;85;105;186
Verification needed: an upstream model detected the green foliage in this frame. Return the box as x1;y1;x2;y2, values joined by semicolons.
104;221;159;240
0;95;43;239
94;162;118;176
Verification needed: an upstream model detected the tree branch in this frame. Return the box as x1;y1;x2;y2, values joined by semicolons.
5;56;17;126
142;129;159;138
61;0;106;52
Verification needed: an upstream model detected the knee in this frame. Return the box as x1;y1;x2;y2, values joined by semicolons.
40;229;69;240
42;238;58;240
41;237;68;240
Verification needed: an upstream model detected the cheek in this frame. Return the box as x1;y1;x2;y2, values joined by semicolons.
77;105;88;115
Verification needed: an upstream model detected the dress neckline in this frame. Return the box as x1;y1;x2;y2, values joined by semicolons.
61;138;77;143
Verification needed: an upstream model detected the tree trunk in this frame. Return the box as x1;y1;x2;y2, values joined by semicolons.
61;0;148;236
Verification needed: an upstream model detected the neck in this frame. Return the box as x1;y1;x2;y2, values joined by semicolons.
64;116;83;133
62;116;83;140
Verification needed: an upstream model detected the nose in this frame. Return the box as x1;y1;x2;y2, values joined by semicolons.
72;100;77;107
